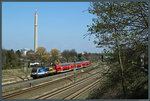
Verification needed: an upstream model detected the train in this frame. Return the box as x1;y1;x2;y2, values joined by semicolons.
31;61;91;79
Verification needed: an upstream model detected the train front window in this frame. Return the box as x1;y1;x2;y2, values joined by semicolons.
32;69;37;73
39;69;42;72
46;68;49;71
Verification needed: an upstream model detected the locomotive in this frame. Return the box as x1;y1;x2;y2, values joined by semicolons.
31;61;91;79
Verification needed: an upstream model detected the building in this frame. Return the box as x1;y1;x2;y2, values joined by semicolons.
21;48;32;56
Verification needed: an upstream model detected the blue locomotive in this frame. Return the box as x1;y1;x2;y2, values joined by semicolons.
30;67;47;79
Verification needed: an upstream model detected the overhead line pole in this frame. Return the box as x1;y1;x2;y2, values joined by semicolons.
74;60;76;82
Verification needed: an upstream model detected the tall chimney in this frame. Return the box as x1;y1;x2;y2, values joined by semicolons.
34;9;38;52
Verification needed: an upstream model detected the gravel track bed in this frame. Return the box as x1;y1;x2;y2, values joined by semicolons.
3;64;102;99
2;64;98;96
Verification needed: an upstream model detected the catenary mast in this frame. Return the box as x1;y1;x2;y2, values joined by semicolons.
34;9;38;52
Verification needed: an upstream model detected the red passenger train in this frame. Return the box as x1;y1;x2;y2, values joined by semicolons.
31;61;91;79
56;61;91;73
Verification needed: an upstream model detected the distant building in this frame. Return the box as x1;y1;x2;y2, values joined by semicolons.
82;52;85;55
21;48;32;56
27;50;34;56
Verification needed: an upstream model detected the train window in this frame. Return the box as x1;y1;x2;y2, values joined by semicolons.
46;68;49;71
39;69;44;72
32;68;37;73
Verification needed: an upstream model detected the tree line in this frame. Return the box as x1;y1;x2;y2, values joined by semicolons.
2;47;100;69
2;49;22;69
86;1;148;99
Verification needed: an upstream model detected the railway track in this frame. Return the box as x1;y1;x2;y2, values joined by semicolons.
2;64;98;93
63;78;102;99
2;64;101;99
2;64;98;87
34;71;102;99
34;71;101;99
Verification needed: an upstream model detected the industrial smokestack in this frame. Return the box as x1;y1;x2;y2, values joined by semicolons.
34;9;38;52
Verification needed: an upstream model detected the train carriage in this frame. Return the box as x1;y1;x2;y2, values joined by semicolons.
70;63;75;70
81;61;86;67
85;61;91;67
76;62;82;69
55;64;62;73
59;63;72;72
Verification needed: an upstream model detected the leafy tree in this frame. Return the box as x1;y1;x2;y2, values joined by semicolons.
35;47;47;66
15;50;22;66
2;49;7;69
61;49;78;62
86;1;148;98
50;49;60;64
70;49;78;57
77;53;82;61
61;50;70;62
16;50;22;58
26;51;36;63
4;49;18;69
43;53;50;65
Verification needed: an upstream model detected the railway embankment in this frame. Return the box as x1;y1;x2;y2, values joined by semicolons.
2;64;103;99
2;63;99;96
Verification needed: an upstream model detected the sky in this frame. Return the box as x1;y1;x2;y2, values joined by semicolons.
2;2;103;53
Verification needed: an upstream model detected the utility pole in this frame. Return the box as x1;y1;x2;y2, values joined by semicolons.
24;56;28;80
73;60;76;82
141;53;145;69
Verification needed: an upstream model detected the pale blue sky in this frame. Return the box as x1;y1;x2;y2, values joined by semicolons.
2;2;102;53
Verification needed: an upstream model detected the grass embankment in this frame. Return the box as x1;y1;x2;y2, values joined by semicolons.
2;67;33;84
